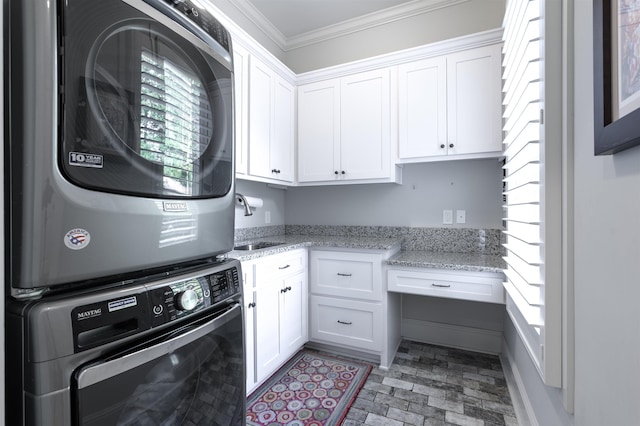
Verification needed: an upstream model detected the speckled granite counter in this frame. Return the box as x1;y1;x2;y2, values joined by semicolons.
230;226;505;271
386;250;505;273
227;234;403;261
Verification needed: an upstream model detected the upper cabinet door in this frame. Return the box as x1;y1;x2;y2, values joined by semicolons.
248;56;273;179
233;44;250;176
398;57;447;158
272;76;295;182
297;79;341;182
247;56;294;183
340;69;391;180
447;44;503;156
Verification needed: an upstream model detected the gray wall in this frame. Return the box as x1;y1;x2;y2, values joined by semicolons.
285;160;503;228
286;0;506;73
572;1;640;424
234;179;287;228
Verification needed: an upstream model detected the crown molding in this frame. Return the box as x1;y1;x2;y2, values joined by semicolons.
230;0;288;48
231;0;471;52
286;0;470;51
295;27;503;85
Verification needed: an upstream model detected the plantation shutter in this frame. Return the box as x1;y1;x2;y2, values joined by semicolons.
502;0;562;387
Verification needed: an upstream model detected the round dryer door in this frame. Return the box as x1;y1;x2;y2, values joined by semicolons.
59;0;233;198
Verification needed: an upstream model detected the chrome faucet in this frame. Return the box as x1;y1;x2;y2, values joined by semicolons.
236;193;253;216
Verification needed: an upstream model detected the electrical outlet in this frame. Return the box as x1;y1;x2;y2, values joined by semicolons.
265;211;271;224
443;210;453;225
456;210;466;224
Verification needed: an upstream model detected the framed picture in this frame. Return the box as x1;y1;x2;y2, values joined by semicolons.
594;0;640;155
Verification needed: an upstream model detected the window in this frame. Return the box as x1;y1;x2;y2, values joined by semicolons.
502;0;562;387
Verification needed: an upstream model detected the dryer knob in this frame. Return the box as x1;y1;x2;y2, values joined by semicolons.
176;289;199;311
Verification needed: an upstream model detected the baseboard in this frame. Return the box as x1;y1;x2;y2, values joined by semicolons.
401;318;502;354
500;337;537;426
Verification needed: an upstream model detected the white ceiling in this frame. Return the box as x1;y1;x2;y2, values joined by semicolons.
231;0;468;50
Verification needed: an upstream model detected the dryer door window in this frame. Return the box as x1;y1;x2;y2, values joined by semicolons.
60;0;233;198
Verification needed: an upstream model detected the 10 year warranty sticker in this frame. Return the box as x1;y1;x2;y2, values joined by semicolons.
64;228;91;250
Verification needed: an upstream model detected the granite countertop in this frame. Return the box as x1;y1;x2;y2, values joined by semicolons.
228;234;505;273
227;234;403;261
386;250;506;273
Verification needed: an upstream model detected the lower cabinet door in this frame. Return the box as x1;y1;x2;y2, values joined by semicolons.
309;295;382;351
280;272;308;357
254;284;282;383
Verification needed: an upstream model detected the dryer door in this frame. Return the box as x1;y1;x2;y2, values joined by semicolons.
60;0;233;198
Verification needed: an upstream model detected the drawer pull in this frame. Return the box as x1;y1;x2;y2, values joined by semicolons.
280;286;292;293
337;320;352;325
278;264;291;270
248;302;256;308
337;273;352;277
431;283;451;288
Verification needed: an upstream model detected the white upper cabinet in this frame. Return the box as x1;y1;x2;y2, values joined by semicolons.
297;80;340;182
298;68;397;185
340;69;391;180
246;56;295;184
398;56;447;158
233;44;249;176
398;44;503;162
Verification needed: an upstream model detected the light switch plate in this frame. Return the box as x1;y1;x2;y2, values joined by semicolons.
456;210;466;224
443;210;453;224
265;211;271;224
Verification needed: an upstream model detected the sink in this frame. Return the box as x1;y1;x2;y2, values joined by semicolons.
233;241;284;251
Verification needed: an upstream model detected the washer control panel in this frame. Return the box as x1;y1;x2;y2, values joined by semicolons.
148;265;240;327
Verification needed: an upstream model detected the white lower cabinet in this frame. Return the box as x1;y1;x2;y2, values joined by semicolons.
308;248;400;369
387;268;505;304
310;295;382;351
243;249;308;394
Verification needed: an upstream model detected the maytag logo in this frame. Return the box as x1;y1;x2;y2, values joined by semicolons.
163;201;188;212
77;308;102;320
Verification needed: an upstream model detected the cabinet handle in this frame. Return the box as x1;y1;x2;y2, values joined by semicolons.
334;171;339;175
440;144;445;149
337;320;352;325
341;171;346;175
449;143;454;148
431;283;451;288
280;286;292;293
278;264;290;270
248;302;256;308
337;273;352;277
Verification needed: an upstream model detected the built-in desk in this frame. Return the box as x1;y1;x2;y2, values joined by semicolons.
385;251;506;355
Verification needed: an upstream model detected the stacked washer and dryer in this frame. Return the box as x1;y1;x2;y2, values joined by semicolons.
4;0;244;424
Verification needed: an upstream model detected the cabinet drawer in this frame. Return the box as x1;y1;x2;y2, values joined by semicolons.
310;250;381;300
388;269;505;304
254;249;306;280
309;296;382;351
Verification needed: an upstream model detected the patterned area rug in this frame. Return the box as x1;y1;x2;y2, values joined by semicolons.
246;350;372;426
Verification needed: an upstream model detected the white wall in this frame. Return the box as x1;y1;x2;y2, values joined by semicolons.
572;1;640;424
285;0;506;73
285;160;503;228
